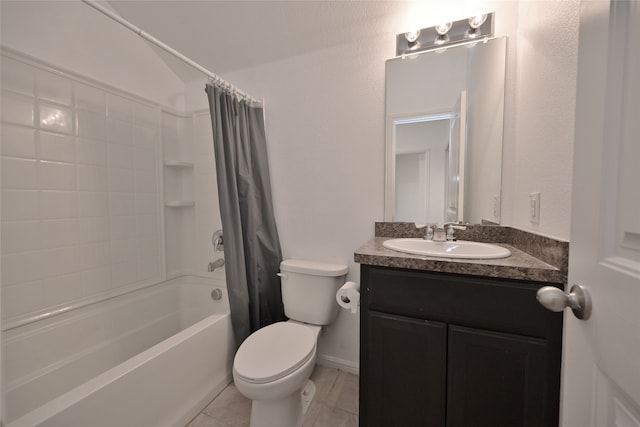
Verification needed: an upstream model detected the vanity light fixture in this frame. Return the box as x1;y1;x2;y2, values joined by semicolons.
396;12;494;56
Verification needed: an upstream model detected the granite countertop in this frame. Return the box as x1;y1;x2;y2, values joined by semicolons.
354;223;569;284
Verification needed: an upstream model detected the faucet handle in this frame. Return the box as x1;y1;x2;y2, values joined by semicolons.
424;224;435;240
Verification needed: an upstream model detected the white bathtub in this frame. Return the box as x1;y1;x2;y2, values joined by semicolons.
3;274;233;427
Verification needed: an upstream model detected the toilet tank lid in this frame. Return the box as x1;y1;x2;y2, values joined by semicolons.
280;259;348;276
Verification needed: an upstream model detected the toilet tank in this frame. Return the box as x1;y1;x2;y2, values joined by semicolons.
280;259;348;325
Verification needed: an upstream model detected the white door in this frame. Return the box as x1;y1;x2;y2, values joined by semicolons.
561;1;640;426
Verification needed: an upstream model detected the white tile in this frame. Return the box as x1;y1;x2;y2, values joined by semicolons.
2;281;44;319
135;169;157;193
77;243;109;270
40;219;78;248
41;246;78;277
38;160;76;190
1;221;42;254
38;103;73;134
1;251;43;286
135;193;158;214
132;125;157;151
107;118;133;146
109;192;134;216
108;143;133;169
75;82;105;114
136;214;158;237
133;103;157;127
1;157;38;189
110;239;137;264
78;191;108;217
40;190;77;219
78;165;108;191
77;110;106;140
111;261;137;287
133;147;156;171
107;94;133;122
137;255;160;282
2;190;39;220
77;138;107;166
81;267;111;295
36;70;73;106
136;236;158;258
78;217;109;243
1;91;35;126
39;131;75;163
108;168;134;192
110;215;136;240
43;273;83;306
0;57;36;96
1;124;36;159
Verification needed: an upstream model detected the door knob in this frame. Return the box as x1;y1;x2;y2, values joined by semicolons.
536;284;592;320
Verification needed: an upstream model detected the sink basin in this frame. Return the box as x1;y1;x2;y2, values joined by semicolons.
382;238;511;259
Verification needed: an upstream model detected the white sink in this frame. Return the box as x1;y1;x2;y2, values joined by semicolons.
382;238;511;259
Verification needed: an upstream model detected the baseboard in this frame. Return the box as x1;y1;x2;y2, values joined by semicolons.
316;354;359;375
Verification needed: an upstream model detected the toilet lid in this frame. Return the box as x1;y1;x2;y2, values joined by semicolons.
234;322;316;384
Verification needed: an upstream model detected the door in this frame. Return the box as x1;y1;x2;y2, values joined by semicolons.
562;1;640;425
365;311;446;427
447;325;553;427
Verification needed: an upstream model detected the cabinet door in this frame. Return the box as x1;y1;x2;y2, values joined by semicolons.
365;311;446;427
446;325;552;427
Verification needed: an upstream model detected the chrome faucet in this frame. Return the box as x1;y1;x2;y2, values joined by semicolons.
424;223;467;242
443;222;467;241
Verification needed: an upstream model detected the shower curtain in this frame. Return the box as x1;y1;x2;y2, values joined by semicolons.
205;84;285;348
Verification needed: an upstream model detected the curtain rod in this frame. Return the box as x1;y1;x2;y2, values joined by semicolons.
80;0;260;104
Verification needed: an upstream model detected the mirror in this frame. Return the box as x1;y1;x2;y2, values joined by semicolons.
385;37;507;225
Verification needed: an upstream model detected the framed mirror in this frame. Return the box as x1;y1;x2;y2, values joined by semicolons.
385;36;507;225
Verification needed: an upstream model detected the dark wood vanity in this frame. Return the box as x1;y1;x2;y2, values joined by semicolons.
355;224;568;427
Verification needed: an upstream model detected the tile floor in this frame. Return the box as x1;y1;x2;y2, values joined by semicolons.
186;365;359;427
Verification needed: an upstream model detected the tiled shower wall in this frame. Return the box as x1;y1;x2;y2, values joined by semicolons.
0;51;164;322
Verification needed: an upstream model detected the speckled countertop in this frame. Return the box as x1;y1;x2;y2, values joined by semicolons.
354;223;569;284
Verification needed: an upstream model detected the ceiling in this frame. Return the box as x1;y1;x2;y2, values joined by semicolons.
107;1;408;82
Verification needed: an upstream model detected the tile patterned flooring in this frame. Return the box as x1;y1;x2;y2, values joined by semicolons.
186;365;359;427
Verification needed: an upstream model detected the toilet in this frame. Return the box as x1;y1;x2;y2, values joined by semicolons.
232;259;348;427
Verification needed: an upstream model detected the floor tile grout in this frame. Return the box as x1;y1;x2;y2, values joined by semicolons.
187;365;358;427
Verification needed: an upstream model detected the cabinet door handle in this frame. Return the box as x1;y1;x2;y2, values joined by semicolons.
536;284;592;320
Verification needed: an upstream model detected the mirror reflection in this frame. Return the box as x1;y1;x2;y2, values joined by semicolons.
385;37;507;225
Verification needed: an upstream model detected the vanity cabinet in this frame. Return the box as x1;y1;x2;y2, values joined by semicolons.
359;265;563;427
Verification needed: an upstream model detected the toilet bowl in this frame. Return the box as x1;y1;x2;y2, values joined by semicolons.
233;321;320;427
232;259;348;427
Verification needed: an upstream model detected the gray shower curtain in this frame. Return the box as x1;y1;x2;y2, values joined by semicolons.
205;84;285;348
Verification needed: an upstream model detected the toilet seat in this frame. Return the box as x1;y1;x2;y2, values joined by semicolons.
234;322;316;384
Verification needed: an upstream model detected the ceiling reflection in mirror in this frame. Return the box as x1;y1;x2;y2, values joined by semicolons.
385;37;507;226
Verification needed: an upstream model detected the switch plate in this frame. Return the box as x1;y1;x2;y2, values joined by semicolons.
529;192;540;224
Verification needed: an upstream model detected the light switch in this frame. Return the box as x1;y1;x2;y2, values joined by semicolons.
529;192;540;224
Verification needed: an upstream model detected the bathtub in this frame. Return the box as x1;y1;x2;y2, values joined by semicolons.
3;274;234;427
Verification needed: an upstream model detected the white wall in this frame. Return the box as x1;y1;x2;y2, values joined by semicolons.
0;0;186;110
501;0;580;239
186;0;578;368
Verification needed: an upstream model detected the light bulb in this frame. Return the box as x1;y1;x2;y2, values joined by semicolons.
404;30;421;43
435;22;453;36
468;14;488;29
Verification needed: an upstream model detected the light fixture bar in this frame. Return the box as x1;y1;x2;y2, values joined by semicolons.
396;13;494;56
